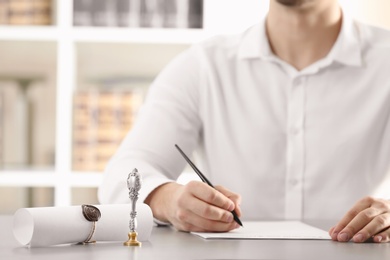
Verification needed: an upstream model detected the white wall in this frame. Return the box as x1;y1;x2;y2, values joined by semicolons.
340;0;390;28
204;0;390;32
204;0;269;33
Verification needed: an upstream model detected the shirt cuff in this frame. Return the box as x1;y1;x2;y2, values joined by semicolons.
139;177;174;204
153;218;171;226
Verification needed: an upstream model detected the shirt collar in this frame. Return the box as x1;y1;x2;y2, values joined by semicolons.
327;11;362;67
238;11;363;68
238;18;271;60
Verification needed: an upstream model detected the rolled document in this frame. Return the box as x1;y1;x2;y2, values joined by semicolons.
13;203;153;247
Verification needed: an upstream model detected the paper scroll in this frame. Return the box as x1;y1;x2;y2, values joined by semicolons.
13;203;153;247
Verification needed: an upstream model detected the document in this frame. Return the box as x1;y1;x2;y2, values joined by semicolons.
192;221;331;240
13;203;153;247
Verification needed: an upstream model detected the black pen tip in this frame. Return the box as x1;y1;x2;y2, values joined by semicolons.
232;213;243;227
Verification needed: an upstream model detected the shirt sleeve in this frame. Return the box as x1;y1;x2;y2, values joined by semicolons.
98;46;203;206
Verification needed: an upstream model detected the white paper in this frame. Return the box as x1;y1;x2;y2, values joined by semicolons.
13;203;153;247
192;221;331;240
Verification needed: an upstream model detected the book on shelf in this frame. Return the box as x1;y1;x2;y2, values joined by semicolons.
72;88;144;172
73;0;203;28
163;0;176;28
188;0;203;28
0;90;3;165
0;80;27;167
0;77;55;168
0;0;7;24
0;0;52;25
140;0;164;28
116;0;131;27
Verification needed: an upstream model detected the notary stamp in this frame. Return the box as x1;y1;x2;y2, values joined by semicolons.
124;168;142;246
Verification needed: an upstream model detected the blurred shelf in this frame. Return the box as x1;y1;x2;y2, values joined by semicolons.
0;26;210;44
71;27;210;44
0;26;59;41
68;172;104;187
0;171;103;187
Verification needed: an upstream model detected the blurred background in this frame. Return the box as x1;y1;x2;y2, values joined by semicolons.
0;0;389;214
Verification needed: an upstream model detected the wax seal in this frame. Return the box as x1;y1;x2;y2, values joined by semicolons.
79;204;101;244
82;205;101;222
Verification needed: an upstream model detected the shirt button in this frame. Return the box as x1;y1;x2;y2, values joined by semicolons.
294;78;302;85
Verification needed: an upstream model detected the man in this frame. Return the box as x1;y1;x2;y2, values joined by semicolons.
99;0;390;243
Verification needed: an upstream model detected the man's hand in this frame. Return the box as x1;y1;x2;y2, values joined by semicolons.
145;181;242;232
329;196;390;243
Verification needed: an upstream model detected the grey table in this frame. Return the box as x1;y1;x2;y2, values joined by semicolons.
1;215;389;260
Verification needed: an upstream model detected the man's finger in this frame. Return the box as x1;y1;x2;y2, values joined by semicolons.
215;185;242;216
178;181;236;222
172;208;239;232
352;213;390;243
186;196;235;223
373;226;390;243
187;181;235;211
337;207;383;242
331;197;374;240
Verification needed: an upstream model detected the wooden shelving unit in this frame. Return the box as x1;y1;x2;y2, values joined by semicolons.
0;0;266;208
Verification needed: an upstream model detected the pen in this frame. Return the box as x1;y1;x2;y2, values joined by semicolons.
175;144;243;227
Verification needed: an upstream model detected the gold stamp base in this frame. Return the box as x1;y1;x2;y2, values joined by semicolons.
124;231;141;246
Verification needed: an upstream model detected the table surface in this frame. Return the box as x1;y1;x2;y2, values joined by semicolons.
1;215;390;260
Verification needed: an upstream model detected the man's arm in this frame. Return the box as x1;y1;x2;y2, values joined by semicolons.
98;46;203;205
98;46;242;232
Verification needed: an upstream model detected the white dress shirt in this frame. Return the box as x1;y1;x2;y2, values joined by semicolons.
98;13;390;221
